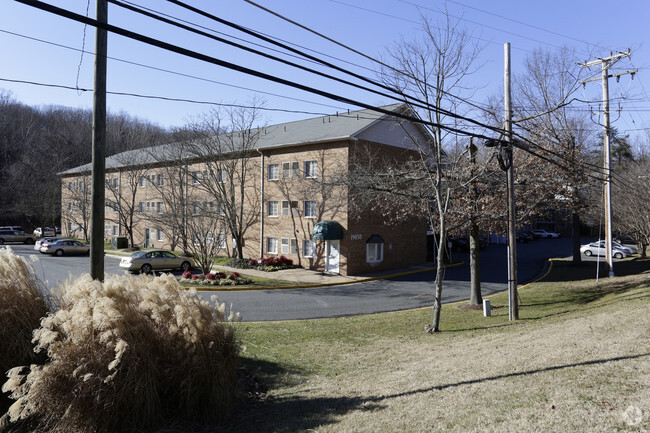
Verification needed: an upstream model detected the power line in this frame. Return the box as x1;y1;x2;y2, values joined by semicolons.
16;0;504;140
241;0;496;116
0;28;348;112
0;77;333;116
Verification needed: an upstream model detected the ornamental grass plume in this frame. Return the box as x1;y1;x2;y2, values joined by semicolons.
2;272;242;433
0;247;50;415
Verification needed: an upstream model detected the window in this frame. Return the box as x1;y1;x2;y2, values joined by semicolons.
267;200;279;217
268;164;279;181
290;238;298;255
157;229;164;242
112;225;119;236
217;201;226;216
216;233;227;249
139;201;145;213
303;239;316;258
304;160;317;178
156;174;164;186
292;161;300;178
366;235;385;263
139;176;146;187
191;171;201;184
282;162;291;179
216;168;226;183
282;200;299;216
281;238;290;254
266;237;278;254
303;200;317;218
157;202;163;214
192;202;200;215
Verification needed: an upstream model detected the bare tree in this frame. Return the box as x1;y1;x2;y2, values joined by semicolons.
186;103;265;259
61;175;91;241
371;13;483;332
612;159;650;255
513;46;599;262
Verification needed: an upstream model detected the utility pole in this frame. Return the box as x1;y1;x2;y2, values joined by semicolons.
90;0;107;281
468;137;482;306
579;50;636;278
504;43;518;320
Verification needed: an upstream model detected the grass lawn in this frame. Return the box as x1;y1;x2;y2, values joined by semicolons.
221;257;650;432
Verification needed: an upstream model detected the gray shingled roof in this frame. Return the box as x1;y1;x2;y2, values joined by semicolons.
59;103;406;176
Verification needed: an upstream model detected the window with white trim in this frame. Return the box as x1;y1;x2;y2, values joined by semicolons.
303;200;317;218
157;229;164;242
191;171;201;184
112;225;119;236
216;233;227;249
366;234;384;263
266;237;278;254
139;176;146;187
268;164;279;181
304;160;317;178
157;202;163;214
156;174;164;186
281;238;290;254
267;200;279;217
303;239;316;258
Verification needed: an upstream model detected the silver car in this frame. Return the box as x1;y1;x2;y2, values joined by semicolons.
119;250;194;274
40;239;90;256
0;230;35;245
580;241;628;259
35;237;63;251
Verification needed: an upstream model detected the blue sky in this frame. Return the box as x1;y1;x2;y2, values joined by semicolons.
1;0;648;141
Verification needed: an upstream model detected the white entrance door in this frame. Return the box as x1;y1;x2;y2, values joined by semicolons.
325;240;340;274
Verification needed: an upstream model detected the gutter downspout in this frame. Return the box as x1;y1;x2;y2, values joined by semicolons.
257;148;265;258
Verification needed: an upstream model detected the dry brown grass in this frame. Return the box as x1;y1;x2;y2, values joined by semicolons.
0;247;50;415
228;273;650;432
2;272;241;433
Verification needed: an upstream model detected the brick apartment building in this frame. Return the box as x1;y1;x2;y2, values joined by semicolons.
60;104;432;275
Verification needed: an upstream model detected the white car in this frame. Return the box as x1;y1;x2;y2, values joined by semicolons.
580;241;629;259
34;237;63;251
33;227;55;237
613;241;638;255
532;229;560;238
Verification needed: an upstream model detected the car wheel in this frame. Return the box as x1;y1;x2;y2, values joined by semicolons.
180;261;192;272
140;264;153;274
584;250;592;256
55;249;64;257
614;252;623;259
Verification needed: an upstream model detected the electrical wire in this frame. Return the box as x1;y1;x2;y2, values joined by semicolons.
240;0;497;116
112;0;499;132
0;28;348;112
15;0;503;141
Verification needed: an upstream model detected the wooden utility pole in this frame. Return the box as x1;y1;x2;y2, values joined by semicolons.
579;50;636;278
90;0;107;281
468;138;482;306
504;43;518;320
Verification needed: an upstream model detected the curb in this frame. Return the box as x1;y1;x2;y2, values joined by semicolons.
184;261;466;292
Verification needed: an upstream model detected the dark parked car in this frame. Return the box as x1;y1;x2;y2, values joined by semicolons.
517;232;533;243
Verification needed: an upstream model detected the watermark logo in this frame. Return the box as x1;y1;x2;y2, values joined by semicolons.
622;405;644;427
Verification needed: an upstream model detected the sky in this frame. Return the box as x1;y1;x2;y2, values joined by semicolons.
1;0;649;143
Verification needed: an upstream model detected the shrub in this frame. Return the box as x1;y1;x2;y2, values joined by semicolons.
181;270;192;279
229;272;240;281
226;258;255;270
205;272;216;280
0;247;50;415
2;273;241;433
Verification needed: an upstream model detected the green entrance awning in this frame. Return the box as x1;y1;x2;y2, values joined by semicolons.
311;220;345;241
